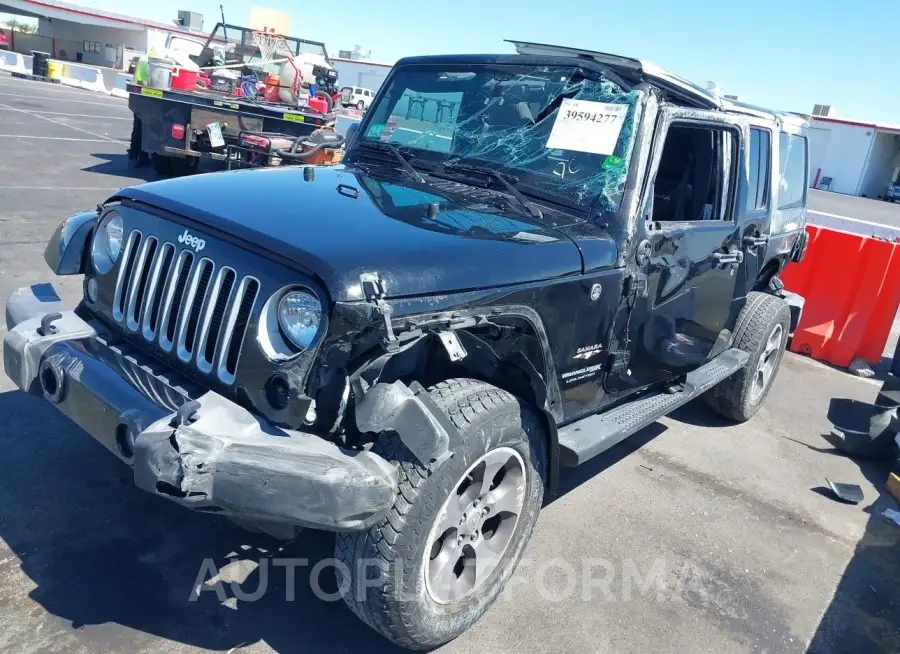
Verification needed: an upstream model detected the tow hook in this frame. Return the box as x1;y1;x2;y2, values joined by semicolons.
37;312;62;336
171;399;201;427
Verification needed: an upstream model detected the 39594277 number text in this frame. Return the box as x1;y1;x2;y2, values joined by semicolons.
562;110;620;124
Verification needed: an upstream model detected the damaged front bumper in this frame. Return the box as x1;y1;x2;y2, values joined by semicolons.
3;284;398;531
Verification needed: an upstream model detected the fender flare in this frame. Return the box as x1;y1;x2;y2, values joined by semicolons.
44;210;98;275
350;303;564;493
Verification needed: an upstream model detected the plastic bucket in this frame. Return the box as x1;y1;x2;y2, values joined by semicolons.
47;60;63;80
147;57;173;90
171;67;199;91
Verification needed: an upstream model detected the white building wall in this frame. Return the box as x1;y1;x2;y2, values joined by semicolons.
38;17;145;49
38;17;144;66
332;59;392;92
807;126;830;186
859;132;900;198
146;28;172;55
807;120;875;195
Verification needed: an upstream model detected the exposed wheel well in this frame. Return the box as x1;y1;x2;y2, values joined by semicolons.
349;317;561;492
753;259;783;292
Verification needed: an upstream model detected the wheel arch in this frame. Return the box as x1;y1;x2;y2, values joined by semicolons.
348;307;563;493
752;257;783;292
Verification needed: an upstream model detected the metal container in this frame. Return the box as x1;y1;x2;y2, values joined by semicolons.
147;57;174;91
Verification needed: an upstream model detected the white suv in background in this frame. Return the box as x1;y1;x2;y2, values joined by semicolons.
340;86;376;111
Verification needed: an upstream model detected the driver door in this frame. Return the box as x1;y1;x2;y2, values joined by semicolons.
612;108;749;391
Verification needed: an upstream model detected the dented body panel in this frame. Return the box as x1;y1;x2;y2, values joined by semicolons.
2;50;808;532
3;286;398;531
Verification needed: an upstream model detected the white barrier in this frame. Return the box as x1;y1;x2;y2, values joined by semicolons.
60;62;107;93
0;50;27;74
808;211;900;241
335;113;362;136
110;72;132;99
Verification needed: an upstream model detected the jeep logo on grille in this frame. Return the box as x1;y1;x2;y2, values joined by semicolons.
178;229;206;252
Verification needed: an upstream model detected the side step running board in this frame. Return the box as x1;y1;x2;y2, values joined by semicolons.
558;348;750;467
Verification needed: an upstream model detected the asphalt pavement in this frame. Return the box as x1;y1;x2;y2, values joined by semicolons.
0;72;898;654
808;189;900;239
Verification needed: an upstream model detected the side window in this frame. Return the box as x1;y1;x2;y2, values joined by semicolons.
651;123;735;222
777;132;808;210
746;128;771;211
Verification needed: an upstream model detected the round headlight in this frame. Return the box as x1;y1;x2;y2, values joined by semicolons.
277;291;322;350
90;211;124;274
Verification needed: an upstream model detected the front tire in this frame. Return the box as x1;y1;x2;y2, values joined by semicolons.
704;292;791;422
335;378;547;650
356;100;365;111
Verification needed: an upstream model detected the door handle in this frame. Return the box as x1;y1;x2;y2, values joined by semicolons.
712;250;744;265
743;234;769;249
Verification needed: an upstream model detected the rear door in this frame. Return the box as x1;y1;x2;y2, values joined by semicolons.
736;124;774;294
609;107;750;391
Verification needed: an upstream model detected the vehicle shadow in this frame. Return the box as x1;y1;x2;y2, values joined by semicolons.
806;456;900;652
82;153;162;183
804;391;900;652
0;389;405;653
666;400;734;428
549;396;731;502
552;422;668;501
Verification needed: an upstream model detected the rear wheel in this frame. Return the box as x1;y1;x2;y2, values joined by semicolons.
169;155;199;177
335;378;547;650
150;153;172;176
356;100;365;111
704;292;791;422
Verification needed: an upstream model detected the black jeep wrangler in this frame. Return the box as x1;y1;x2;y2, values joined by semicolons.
4;41;809;649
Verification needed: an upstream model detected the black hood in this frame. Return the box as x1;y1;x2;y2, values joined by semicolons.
115;166;610;301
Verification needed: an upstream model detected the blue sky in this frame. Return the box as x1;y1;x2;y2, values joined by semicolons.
4;0;896;123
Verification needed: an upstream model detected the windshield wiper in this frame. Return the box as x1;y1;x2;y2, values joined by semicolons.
358;141;425;184
442;163;543;220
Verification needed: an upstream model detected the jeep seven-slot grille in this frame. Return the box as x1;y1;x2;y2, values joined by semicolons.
111;230;260;385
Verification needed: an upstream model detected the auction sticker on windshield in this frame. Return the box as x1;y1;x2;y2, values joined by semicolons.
546;99;627;155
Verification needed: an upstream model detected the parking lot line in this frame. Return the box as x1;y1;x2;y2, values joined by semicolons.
0;83;118;98
0;134;120;143
808;209;897;229
0;186;122;191
0;102;125;143
0;77;123;95
0;80;123;96
0;107;131;120
0;92;129;108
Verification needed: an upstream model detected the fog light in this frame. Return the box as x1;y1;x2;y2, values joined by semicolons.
171;124;185;140
86;276;99;303
265;375;290;411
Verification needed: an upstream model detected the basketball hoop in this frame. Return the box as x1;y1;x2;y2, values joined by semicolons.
251;30;287;63
250;30;303;104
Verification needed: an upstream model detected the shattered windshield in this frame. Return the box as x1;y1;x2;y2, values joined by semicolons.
360;64;644;214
